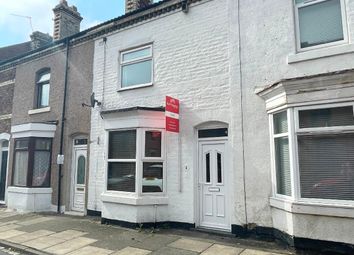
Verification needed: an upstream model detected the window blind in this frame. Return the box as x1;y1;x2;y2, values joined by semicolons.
275;137;292;196
109;130;136;159
299;106;354;128
298;134;354;201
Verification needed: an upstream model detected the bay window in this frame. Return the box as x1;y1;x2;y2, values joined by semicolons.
107;128;164;194
294;0;347;50
13;137;52;188
271;104;354;203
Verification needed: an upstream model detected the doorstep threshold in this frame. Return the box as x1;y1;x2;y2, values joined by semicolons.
192;227;235;237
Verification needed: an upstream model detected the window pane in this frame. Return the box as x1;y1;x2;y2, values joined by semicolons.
32;151;51;187
206;153;210;183
121;60;152;87
15;140;28;149
77;156;85;185
273;111;288;134
35;139;51;150
145;131;161;157
298;134;354;200
38;72;50;83
142;162;163;193
298;0;344;48
13;151;28;186
40;83;50;107
198;128;228;138
122;48;150;62
107;162;136;192
299;106;354;128
275;137;291;196
217;152;222;183
109;130;136;159
2;141;8;148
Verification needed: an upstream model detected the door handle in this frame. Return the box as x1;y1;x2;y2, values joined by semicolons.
208;187;220;192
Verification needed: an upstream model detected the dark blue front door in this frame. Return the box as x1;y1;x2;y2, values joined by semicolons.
0;151;8;201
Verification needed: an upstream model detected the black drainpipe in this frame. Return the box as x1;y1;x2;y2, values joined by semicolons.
57;38;70;213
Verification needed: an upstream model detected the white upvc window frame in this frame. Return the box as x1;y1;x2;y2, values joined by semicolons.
105;128;166;198
269;102;354;207
294;0;349;52
269;109;296;200
293;102;354;206
119;44;153;91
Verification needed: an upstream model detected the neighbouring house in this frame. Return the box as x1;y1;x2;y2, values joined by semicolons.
87;0;354;253
0;31;52;205
0;0;93;214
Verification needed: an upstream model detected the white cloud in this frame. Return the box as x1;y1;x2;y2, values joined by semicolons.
0;0;56;42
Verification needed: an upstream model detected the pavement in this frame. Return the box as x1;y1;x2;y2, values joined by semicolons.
0;208;295;255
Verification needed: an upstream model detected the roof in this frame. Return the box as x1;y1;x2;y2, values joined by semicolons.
0;0;198;70
0;41;32;63
101;106;165;115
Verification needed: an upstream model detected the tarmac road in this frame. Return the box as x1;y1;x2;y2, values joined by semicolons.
0;246;21;255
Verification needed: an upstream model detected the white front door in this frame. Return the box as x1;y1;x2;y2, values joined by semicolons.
198;140;229;230
72;147;87;212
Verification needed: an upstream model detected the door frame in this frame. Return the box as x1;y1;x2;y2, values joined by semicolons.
194;125;231;231
70;143;87;212
0;135;10;205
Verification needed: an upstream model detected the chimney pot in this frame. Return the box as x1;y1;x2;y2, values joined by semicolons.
125;0;153;13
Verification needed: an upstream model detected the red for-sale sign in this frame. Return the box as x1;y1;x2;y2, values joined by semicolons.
166;96;179;133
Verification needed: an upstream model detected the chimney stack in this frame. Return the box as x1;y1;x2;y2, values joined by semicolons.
125;0;153;13
30;31;53;50
53;0;83;40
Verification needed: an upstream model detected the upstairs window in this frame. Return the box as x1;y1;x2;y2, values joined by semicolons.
120;45;153;89
295;0;347;50
36;71;50;108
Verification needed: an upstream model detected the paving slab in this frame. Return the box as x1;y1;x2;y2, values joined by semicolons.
44;236;97;255
168;238;213;253
201;244;244;255
151;247;198;255
111;246;151;255
7;230;55;244
0;221;17;227
0;224;19;232
131;233;180;251
17;217;53;226
22;236;66;250
241;249;284;255
66;245;114;255
0;230;26;240
49;229;87;240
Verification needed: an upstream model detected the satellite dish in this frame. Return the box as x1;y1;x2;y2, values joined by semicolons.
82;92;101;108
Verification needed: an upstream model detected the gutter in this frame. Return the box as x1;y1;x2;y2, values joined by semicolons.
57;38;70;213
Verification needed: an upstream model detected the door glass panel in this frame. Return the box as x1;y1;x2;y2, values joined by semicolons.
77;156;86;185
206;153;210;183
217;152;222;183
0;151;8;201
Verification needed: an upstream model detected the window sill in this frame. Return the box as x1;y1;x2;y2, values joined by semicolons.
287;43;354;64
8;186;52;194
270;197;354;219
118;83;153;92
101;192;168;205
28;107;51;115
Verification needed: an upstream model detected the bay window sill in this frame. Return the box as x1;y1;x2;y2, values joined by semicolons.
101;192;168;205
287;43;354;64
28;107;51;115
8;186;52;194
270;197;354;219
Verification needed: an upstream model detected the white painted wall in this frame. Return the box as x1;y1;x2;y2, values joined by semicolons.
88;0;247;226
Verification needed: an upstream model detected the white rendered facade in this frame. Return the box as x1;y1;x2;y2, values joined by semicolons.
88;0;354;247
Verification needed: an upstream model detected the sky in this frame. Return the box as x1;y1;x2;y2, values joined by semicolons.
0;0;157;48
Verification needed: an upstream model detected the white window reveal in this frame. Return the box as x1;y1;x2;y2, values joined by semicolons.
295;0;347;51
107;128;165;195
120;45;153;89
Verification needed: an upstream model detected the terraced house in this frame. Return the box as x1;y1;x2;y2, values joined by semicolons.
0;0;354;253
